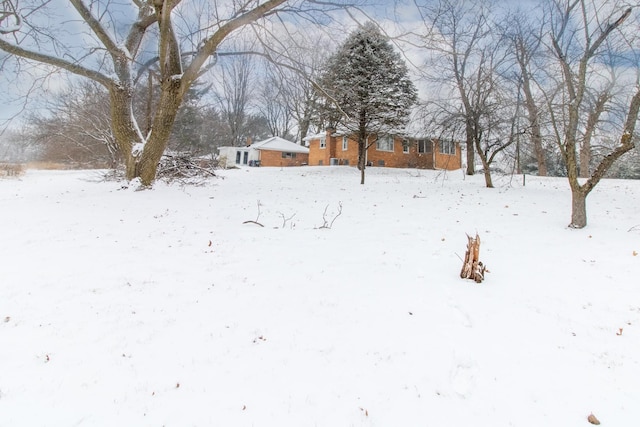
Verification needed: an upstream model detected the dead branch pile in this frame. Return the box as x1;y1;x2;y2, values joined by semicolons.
460;233;487;283
156;154;217;184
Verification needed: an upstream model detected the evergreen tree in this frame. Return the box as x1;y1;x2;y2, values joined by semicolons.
318;22;417;184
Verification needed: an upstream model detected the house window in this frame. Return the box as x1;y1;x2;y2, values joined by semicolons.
320;137;326;149
418;139;433;153
376;136;394;152
342;136;348;151
281;152;297;159
402;139;410;153
440;140;455;155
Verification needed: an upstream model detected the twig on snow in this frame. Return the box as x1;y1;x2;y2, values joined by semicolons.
243;200;264;227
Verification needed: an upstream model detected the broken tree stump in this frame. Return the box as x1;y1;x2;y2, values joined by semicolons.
460;233;486;283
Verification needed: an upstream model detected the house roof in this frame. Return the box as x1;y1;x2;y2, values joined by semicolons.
302;132;326;142
251;137;309;154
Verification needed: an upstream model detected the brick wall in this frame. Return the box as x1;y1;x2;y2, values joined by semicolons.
433;142;462;170
308;138;329;166
306;133;460;170
259;150;309;167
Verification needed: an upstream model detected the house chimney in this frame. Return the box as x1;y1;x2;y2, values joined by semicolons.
246;137;252;147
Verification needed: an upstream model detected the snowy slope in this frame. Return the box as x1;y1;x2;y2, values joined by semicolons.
1;166;638;426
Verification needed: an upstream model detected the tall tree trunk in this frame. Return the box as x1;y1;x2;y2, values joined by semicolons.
465;120;475;175
298;118;310;145
138;79;182;185
570;188;587;228
579;141;591;178
357;138;366;184
475;138;493;188
520;62;547;176
110;77;182;186
358;112;367;184
109;84;141;180
579;91;610;178
532;123;547;176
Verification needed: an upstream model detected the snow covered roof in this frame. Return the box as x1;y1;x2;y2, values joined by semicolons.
251;137;309;154
302;132;326;142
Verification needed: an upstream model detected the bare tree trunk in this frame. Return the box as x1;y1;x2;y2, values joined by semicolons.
579;142;591;178
358;113;367;185
481;160;493;188
465;121;475;175
109;85;141;180
145;71;154;137
520;53;547;176
570;188;587;228
579;91;610;178
525;99;547;176
357;139;366;184
475;138;494;188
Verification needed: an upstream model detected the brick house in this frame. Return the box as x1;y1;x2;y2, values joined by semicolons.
218;136;309;167
303;129;462;170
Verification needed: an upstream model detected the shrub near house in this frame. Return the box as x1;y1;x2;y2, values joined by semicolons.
304;129;461;170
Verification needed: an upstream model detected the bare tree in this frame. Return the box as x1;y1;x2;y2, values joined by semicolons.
25;80;119;167
258;66;295;139
543;0;639;228
506;11;549;176
213;50;256;147
258;32;331;144
415;0;494;176
0;0;350;186
578;80;614;177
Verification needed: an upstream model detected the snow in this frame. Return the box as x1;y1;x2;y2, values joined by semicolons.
131;142;144;157
1;166;639;426
251;137;309;153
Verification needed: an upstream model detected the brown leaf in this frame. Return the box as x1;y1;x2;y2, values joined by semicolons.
587;413;600;425
616;328;623;336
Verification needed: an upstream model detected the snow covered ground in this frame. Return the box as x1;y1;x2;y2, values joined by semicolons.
1;166;638;426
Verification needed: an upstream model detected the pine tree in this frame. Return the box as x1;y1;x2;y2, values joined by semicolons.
318;22;417;184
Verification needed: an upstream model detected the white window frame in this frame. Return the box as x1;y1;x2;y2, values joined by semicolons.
418;139;432;154
402;139;410;153
440;140;455;155
320;137;326;149
342;136;348;151
376;136;394;152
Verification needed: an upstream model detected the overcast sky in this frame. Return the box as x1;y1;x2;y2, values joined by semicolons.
0;0;579;131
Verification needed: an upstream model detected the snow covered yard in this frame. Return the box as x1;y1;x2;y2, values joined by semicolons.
1;166;638;426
